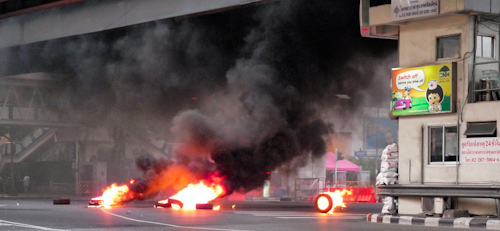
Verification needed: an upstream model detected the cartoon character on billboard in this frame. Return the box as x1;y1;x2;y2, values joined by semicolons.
425;79;444;113
393;87;412;111
403;86;412;99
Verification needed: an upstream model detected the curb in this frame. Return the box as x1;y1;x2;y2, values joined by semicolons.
367;213;500;230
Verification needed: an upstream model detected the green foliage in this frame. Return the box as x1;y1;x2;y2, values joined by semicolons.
347;156;379;182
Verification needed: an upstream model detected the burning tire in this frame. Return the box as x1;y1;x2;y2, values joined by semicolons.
154;201;171;208
88;199;103;207
195;204;213;210
53;198;71;205
167;199;183;208
315;194;333;213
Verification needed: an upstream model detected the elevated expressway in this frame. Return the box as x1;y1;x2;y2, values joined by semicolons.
0;0;270;49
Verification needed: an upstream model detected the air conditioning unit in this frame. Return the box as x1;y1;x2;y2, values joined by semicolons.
422;197;444;215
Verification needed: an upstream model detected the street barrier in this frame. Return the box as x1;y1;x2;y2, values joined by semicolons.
319;186;376;203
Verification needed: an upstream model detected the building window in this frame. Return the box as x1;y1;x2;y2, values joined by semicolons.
437;35;461;59
464;121;497;138
429;125;458;163
476;35;494;58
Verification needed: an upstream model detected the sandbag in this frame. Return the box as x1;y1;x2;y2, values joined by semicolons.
382;172;398;178
386;143;398;153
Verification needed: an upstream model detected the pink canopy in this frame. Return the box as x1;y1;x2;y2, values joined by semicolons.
325;152;360;172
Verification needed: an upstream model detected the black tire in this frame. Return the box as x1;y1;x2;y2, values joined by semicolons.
53;198;70;205
315;194;333;213
88;199;103;206
154;202;171;208
167;199;183;208
403;103;407;109
195;204;213;210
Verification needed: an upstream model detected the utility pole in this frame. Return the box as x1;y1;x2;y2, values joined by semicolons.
334;148;338;187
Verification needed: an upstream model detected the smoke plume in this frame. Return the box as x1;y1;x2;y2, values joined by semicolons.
0;1;397;197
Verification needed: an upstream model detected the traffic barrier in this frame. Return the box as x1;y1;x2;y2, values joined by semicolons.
354;187;377;203
321;186;376;203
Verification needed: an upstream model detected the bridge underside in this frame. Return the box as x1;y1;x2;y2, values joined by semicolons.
0;0;270;49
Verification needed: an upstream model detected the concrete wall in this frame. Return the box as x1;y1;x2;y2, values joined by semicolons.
398;14;471;186
397;12;500;215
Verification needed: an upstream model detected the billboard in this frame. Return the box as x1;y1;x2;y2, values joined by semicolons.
391;63;455;117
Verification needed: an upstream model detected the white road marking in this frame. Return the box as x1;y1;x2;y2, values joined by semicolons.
101;209;252;231
232;211;311;216
0;219;66;230
232;211;366;220
276;216;364;219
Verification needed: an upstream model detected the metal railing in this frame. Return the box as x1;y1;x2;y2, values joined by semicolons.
472;61;500;102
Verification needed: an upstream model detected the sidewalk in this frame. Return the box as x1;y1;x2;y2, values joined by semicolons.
367;213;500;230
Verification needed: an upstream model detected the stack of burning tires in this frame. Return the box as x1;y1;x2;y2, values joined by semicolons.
376;143;398;214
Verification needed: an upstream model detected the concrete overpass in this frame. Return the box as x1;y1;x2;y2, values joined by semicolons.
0;0;271;49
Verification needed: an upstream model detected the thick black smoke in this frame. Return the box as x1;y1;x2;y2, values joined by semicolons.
0;1;397;196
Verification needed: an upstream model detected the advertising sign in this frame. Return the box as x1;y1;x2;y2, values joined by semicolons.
392;0;439;21
391;63;454;117
460;138;500;163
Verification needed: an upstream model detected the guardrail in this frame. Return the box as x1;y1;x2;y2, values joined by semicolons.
378;184;500;215
378;184;500;198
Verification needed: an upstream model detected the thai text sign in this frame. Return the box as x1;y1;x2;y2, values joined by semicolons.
391;63;453;117
461;137;500;163
392;0;439;21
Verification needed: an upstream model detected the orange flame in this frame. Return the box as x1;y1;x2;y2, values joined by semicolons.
169;180;226;210
316;189;352;213
90;182;133;208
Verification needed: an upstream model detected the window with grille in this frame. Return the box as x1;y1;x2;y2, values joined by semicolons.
429;125;458;163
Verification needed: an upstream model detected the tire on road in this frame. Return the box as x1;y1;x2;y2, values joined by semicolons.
53;198;71;205
196;204;213;210
154;202;171;208
167;199;183;208
315;194;333;213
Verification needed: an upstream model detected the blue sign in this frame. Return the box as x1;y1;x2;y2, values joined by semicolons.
365;117;398;150
355;151;367;157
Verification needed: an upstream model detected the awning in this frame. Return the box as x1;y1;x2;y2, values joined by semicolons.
325;152;360;172
464;122;497;136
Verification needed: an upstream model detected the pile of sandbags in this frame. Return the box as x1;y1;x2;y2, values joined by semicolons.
381;196;397;214
376;143;399;185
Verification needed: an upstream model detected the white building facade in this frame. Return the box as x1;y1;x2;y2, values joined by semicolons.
364;0;500;216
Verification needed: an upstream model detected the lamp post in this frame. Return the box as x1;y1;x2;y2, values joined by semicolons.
333;94;350;187
334;148;338;187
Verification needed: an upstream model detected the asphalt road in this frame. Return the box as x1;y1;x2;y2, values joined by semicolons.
0;198;486;231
